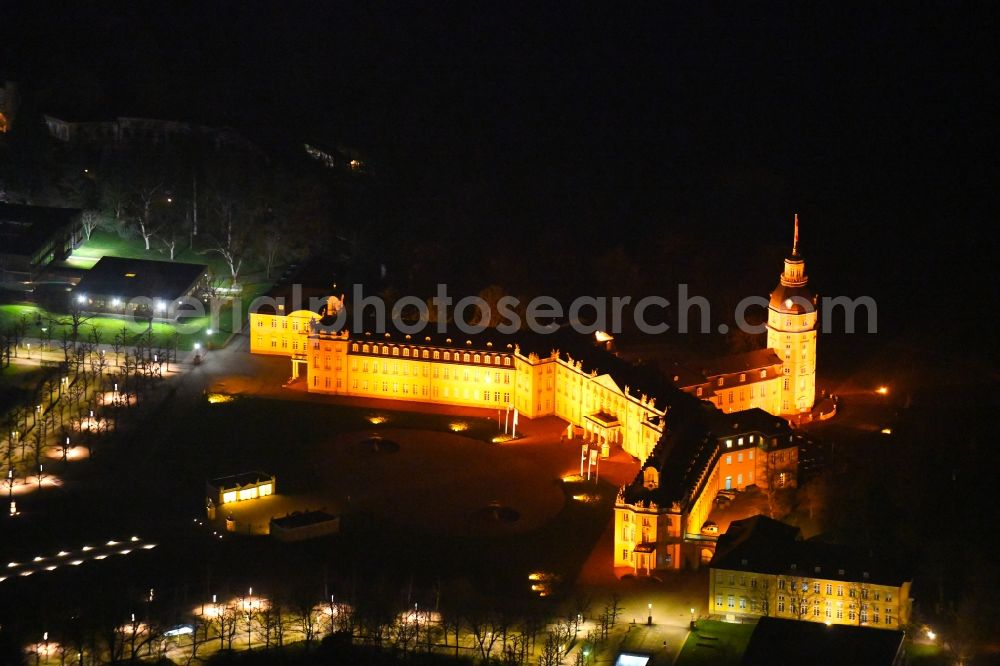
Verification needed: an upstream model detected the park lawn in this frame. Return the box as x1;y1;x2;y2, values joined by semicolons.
0;303;201;351
69;229;235;277
3;230;282;351
675;620;756;666
906;642;948;665
2;278;273;352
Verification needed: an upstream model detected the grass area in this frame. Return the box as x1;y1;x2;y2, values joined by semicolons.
675;620;756;666
2;224;278;351
0;302;200;351
0;362;51;411
68;229;233;276
906;641;948;665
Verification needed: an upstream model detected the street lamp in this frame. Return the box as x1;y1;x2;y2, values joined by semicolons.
647;602;652;626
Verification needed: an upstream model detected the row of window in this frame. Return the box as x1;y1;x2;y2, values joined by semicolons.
349;343;512;366
724;451;754;464
713;595;895;625
716;369;770;388
327;376;512;404
349;361;512;384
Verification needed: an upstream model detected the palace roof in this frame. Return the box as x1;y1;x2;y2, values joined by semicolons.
700;349;783;377
313;312;687;411
624;405;797;511
707;407;794;446
711;515;910;587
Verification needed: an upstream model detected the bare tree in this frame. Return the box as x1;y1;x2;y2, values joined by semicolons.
781;574;818;621
80;209;104;241
537;633;563;666
128;177;166;251
258;222;284;280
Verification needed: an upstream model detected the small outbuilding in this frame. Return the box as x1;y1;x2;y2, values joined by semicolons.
206;471;275;507
270;510;340;542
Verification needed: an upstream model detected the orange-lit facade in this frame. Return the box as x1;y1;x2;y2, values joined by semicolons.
249;300;668;462
613;409;799;573
766;215;817;414
708;516;912;629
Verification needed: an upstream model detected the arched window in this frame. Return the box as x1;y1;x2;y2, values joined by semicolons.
352;343;359;352
433;351;440;360
382;346;389;354
473;354;480;363
422;350;429;359
444;351;451;361
463;353;470;362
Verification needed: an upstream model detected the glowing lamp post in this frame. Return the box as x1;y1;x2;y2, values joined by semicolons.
647;602;653;626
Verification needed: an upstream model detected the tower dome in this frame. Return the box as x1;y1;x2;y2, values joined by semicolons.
768;213;815;314
766;213;818;415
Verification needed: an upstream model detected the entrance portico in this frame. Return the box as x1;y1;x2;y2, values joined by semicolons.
584;411;621;458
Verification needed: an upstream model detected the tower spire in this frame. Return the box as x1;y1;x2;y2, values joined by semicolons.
792;213;800;256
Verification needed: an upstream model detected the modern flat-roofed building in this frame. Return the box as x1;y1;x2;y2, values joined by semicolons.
0;203;83;283
71;256;209;319
740;616;905;665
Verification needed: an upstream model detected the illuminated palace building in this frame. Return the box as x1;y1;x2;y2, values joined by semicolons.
251;219;818;571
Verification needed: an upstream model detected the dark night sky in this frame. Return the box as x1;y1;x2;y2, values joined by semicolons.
2;2;996;344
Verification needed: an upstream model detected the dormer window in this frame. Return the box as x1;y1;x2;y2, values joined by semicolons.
717;378;724;387
739;373;746;382
790;563;797;570
726;439;732;448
